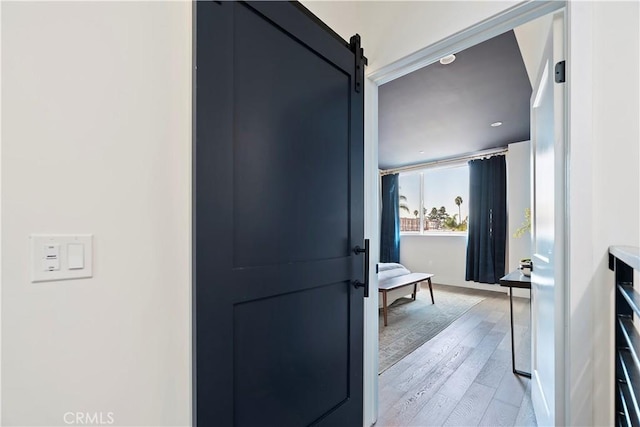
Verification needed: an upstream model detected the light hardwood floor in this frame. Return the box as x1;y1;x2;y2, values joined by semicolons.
377;285;536;427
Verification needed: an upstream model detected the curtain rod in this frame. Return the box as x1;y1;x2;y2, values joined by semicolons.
379;146;508;176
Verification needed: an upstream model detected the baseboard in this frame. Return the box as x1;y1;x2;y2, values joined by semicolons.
510;287;531;299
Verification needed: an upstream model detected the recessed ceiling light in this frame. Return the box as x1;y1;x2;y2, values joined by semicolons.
419;150;425;154
439;54;456;65
490;121;503;127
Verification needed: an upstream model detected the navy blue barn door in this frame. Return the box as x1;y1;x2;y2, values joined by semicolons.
194;2;366;426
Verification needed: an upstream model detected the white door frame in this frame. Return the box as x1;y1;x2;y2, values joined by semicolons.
363;1;597;425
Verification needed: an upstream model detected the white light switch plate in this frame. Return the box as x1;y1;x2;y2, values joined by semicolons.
30;234;93;282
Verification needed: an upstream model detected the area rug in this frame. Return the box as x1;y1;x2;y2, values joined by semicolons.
379;283;486;373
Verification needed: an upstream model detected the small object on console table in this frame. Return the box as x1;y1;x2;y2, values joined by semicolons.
519;258;532;277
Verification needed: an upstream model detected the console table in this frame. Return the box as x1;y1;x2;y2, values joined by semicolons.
499;270;531;378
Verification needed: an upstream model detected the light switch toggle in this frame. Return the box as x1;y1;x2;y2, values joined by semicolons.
68;244;84;270
43;243;60;271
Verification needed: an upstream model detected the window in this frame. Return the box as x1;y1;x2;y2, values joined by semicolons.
398;164;469;234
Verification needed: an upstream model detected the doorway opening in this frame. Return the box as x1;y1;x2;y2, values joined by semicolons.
365;4;564;425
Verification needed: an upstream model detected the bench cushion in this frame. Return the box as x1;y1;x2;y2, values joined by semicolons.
377;262;411;281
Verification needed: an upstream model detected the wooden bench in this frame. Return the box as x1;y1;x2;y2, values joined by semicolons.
378;272;435;326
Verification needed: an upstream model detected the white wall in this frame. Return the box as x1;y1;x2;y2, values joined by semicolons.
302;1;362;43
588;2;640;424
1;2;192;426
399;234;477;287
514;14;553;85
400;236;466;280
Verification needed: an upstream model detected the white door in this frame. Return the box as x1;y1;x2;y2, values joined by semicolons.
530;11;566;426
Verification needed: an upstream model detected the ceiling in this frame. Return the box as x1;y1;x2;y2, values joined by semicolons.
378;30;532;170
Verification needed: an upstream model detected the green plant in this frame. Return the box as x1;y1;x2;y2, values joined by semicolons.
443;214;468;231
513;208;531;238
